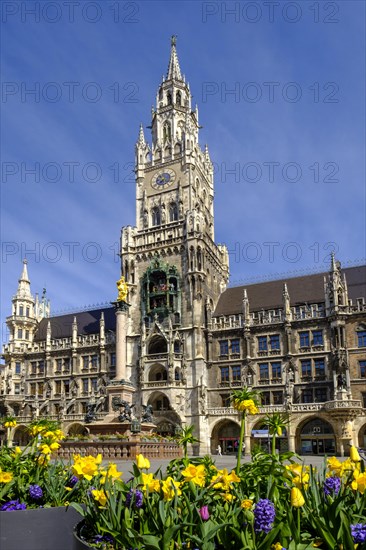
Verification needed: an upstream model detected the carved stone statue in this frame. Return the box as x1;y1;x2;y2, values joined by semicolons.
112;397;134;422
116;276;128;302
141;404;154;423
199;384;207;415
337;373;347;390
84;401;97;423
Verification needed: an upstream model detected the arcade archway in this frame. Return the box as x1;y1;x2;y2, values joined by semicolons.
211;419;240;455
12;425;31;446
298;417;336;455
358;423;366;448
251;420;288;453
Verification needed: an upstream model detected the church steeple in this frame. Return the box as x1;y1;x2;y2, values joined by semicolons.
6;260;38;350
166;35;183;81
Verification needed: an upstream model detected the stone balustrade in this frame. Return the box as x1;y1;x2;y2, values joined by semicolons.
57;439;182;460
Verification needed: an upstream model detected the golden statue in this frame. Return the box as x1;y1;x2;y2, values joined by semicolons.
116;275;128;302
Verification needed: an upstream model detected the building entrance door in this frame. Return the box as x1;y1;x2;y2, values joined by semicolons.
299;418;335;455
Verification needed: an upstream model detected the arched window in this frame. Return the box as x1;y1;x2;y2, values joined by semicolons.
176;91;182;105
169;202;178;222
151;207;161;226
148;336;167;354
197;247;202;271
167;91;172;105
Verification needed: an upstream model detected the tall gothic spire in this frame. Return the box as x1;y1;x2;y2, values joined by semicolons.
16;259;32;299
137;123;146;145
166;35;182;81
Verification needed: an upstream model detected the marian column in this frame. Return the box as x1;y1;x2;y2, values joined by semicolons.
106;276;135;414
114;275;129;381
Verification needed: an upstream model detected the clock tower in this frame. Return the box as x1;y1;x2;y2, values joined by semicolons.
120;37;229;451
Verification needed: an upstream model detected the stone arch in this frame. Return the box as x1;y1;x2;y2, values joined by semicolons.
147;390;171;412
210;418;240;455
148;363;168;382
13;425;31;446
358;422;366;448
154;409;182;437
66;422;87;436
251;419;288;453
147;335;167;354
296;416;336;455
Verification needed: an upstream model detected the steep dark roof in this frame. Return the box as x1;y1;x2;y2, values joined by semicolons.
34;307;116;341
214;265;366;316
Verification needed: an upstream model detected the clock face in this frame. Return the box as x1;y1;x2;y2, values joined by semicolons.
151;169;175;189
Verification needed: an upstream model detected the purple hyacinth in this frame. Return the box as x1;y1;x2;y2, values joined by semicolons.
324;476;341;496
351;524;366;543
94;534;115;544
126;489;143;509
253;498;276;534
68;475;79;488
29;484;43;500
1;500;27;511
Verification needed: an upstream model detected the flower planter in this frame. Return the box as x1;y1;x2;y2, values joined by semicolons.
0;506;82;550
73;521;94;550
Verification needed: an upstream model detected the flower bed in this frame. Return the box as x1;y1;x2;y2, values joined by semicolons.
1;410;365;549
70;449;366;549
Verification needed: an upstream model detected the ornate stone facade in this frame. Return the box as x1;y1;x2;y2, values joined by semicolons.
1;39;366;455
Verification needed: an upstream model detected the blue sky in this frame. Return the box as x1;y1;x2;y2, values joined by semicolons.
1;0;365;345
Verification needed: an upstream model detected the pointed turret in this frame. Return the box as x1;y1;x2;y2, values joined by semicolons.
167;35;182;81
325;255;348;313
282;283;291;320
16;259;32;299
242;289;250;327
6;260;37;349
137;123;146;146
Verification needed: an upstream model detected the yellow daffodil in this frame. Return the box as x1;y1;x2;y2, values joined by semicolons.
0;471;13;483
141;473;160;492
327;456;342;475
181;464;206;487
72;454;102;480
272;544;285;550
221;492;235;502
290;487;305;507
100;463;123;484
92;489;107;507
351;471;366;494
161;477;182;501
136;454;150;470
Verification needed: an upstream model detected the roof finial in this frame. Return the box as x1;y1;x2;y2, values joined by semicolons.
171;34;177;47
